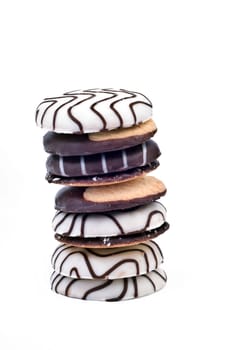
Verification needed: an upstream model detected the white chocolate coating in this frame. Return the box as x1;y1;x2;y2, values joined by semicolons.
51;240;163;280
52;201;166;238
50;268;167;301
36;88;152;134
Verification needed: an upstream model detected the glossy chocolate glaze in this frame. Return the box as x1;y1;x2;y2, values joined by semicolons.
46;140;160;177
55;183;166;213
43;129;156;156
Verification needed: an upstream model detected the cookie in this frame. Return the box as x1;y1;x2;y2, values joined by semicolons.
53;201;166;238
55;177;166;213
51;240;163;279
50;268;167;301
46;140;160;178
46;140;160;186
43;119;156;156
46;161;159;186
54;222;169;248
36;88;152;134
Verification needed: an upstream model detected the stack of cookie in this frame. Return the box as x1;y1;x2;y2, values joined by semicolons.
36;88;169;301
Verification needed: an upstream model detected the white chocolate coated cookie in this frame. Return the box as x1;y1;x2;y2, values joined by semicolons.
36;88;152;134
50;268;167;301
51;240;163;280
53;202;166;238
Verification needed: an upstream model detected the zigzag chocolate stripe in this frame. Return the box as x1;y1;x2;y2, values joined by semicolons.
51;240;164;280
52;201;166;238
36;88;152;134
46;140;160;177
50;268;167;301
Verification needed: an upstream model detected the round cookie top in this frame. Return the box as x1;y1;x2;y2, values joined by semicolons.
35;88;152;134
52;201;166;239
51;240;163;280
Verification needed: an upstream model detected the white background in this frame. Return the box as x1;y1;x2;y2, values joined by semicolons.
0;0;231;349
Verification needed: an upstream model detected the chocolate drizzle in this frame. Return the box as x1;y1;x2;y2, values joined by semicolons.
36;100;57;126
146;210;165;230
107;279;128;301
54;275;66;293
151;269;167;282
64;278;77;297
65;214;79;237
132;277;138;298
50;270;57;289
83;280;113;300
51;96;77;131
66;93;95;133
80;214;88;237
50;268;167;301
142;274;157;291
149;240;164;260
69;267;80;279
52;205;166;238
87;89;117;130
108;89;138;127
51;244;70;267
51;242;164;279
140;242;158;269
105;214;125;235
59;250;140;279
50;271;63;292
53;212;71;231
36;88;153;133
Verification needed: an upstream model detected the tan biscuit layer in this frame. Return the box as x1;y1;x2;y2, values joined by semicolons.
83;176;166;203
88;119;156;142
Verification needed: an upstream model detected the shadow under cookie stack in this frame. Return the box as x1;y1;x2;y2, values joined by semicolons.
35;88;169;301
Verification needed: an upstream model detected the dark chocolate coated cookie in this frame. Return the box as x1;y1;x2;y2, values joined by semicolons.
46;161;159;186
55;176;166;213
43;119;156;156
46;140;160;177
